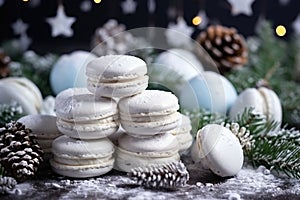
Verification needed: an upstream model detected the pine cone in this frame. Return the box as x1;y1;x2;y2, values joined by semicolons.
128;161;189;189
91;19;134;56
0;176;17;194
0;121;43;182
197;25;248;73
222;122;253;150
0;50;11;78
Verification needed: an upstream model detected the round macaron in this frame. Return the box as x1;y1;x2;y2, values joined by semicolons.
50;135;115;178
55;88;119;139
191;124;244;177
18;114;62;153
115;133;180;172
118;90;180;136
0;77;43;114
86;55;148;98
168;114;193;153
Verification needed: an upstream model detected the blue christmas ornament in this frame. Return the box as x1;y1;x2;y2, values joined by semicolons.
50;51;97;95
179;71;237;115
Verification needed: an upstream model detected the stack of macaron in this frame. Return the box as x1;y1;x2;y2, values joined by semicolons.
115;90;182;172
85;55;186;172
50;54;192;177
50;88;117;178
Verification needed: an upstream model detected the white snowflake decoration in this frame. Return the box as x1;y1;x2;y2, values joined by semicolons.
227;0;255;16
11;19;28;35
292;14;300;35
196;10;208;29
46;4;76;37
121;0;137;14
165;17;194;48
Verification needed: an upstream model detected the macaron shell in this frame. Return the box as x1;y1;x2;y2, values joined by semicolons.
87;75;148;98
55;88;117;121
0;82;39;114
56;118;119;139
229;88;265;120
1;77;43;111
50;158;114;178
114;147;180;172
120;112;180;135
52;135;114;159
258;87;282;125
196;124;243;177
18;115;61;139
118;133;179;153
86;55;147;80
118;90;179;116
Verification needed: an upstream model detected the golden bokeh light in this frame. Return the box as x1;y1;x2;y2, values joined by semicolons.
276;25;286;37
94;0;102;3
192;16;202;26
22;0;29;2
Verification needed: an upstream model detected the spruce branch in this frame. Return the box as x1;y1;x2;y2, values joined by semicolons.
233;108;300;179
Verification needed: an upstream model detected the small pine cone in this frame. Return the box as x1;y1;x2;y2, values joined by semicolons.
0;176;17;194
222;122;253;150
196;25;248;73
0;121;43;182
128;161;189;189
0;50;11;78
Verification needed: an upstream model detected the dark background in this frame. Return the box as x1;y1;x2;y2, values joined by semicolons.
0;0;299;54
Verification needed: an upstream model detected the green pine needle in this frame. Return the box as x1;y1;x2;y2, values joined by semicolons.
0;102;24;127
0;164;5;178
233;108;300;179
182;108;227;136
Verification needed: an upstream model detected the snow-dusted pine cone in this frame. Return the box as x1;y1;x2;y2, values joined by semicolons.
91;19;135;56
222;122;253;150
0;176;17;194
0;121;43;182
196;25;248;73
128;161;189;189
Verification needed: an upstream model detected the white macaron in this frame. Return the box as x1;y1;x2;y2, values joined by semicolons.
55;88;119;139
118;90;180;136
229;87;282;129
18;114;62;152
50;135;114;178
86;55;148;98
191;124;244;177
168;114;193;153
115;133;180;172
0;77;43;114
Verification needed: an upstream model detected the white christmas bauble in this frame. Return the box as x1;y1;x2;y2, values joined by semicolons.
179;71;237;114
150;48;204;95
229;87;282;129
50;51;97;95
191;124;244;177
0;77;43;114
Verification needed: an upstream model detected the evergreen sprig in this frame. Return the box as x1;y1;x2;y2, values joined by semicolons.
226;21;300;128
233;108;300;179
0;164;4;177
182;108;227;135
0;102;23;127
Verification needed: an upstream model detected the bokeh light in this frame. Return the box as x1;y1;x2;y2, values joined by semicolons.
94;0;102;3
276;25;286;37
192;16;202;26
